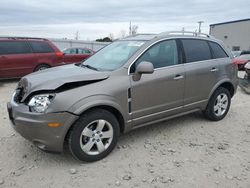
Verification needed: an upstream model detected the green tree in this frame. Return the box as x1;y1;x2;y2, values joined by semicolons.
96;37;112;42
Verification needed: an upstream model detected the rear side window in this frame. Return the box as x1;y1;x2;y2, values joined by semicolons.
78;48;92;54
182;39;211;63
29;41;54;53
0;41;32;55
209;42;228;59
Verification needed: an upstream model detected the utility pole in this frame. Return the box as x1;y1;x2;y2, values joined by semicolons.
75;31;79;40
182;27;185;35
197;21;204;33
129;21;132;36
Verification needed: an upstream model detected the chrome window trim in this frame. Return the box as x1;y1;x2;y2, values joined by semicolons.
153;64;184;71
182;57;230;66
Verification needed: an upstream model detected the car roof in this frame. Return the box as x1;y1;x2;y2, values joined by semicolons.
121;31;217;42
0;36;49;41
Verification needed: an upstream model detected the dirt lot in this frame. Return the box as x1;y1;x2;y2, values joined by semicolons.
0;79;250;188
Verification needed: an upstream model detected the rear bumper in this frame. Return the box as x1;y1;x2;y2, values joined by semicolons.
7;99;78;152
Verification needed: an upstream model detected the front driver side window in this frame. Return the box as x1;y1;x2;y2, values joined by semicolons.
132;40;178;71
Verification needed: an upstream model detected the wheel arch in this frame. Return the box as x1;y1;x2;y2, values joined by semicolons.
33;63;51;72
79;105;126;134
209;79;235;100
64;100;128;146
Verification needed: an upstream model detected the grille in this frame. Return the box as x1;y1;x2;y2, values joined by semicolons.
14;87;25;103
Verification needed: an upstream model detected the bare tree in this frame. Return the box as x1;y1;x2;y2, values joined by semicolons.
129;21;139;36
109;33;114;41
75;31;80;40
119;30;127;38
131;25;138;36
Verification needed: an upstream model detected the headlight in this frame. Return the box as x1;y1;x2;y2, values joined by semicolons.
28;94;55;113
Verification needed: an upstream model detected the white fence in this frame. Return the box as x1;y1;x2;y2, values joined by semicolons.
51;39;110;51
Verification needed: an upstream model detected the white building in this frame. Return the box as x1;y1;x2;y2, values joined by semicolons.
51;39;110;51
210;19;250;51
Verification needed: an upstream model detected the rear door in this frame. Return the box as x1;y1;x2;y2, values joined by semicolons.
77;48;92;61
62;48;79;63
181;39;220;108
0;41;35;78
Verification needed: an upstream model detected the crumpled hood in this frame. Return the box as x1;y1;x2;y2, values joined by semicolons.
18;64;110;101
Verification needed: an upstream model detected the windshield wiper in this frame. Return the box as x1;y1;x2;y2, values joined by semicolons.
81;64;99;71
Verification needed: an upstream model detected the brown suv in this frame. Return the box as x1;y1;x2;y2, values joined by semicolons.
7;31;238;162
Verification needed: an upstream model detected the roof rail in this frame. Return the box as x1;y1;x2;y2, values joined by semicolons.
158;31;213;38
0;36;48;41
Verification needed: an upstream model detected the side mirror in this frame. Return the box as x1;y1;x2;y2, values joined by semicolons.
136;61;154;74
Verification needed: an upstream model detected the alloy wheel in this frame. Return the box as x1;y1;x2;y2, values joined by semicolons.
80;120;114;155
213;93;228;117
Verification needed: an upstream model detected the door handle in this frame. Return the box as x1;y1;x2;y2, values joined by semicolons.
173;74;184;80
210;67;218;72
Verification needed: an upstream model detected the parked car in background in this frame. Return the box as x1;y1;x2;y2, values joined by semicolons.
0;37;66;79
233;54;250;70
62;47;95;63
231;50;241;57
240;50;250;55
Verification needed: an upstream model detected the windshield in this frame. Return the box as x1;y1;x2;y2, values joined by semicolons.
81;41;145;71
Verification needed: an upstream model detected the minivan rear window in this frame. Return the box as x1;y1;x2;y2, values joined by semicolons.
29;41;54;53
181;39;212;63
0;41;32;55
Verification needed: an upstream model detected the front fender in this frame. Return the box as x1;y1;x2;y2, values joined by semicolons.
68;94;131;131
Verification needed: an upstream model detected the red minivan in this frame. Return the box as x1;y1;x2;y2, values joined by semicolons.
0;37;92;79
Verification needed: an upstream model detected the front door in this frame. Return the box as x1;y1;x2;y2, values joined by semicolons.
129;39;185;126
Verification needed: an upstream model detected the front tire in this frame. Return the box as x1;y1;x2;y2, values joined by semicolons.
204;87;231;121
68;109;120;162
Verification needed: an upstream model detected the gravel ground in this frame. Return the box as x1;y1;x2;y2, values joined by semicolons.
0;79;250;188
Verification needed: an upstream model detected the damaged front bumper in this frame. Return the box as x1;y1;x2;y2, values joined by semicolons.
7;96;79;152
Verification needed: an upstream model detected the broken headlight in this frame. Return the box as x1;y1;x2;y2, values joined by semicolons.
28;94;55;113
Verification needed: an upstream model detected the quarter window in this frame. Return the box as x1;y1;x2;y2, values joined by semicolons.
0;41;32;55
29;41;54;53
209;42;228;59
134;40;178;69
182;39;211;63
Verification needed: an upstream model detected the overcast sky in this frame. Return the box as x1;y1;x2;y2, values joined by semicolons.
0;0;249;40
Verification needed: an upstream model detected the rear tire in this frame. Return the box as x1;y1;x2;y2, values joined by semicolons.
34;64;50;72
204;87;231;121
68;109;120;162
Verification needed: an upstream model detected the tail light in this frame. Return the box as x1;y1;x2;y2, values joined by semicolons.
232;58;237;65
55;52;63;58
